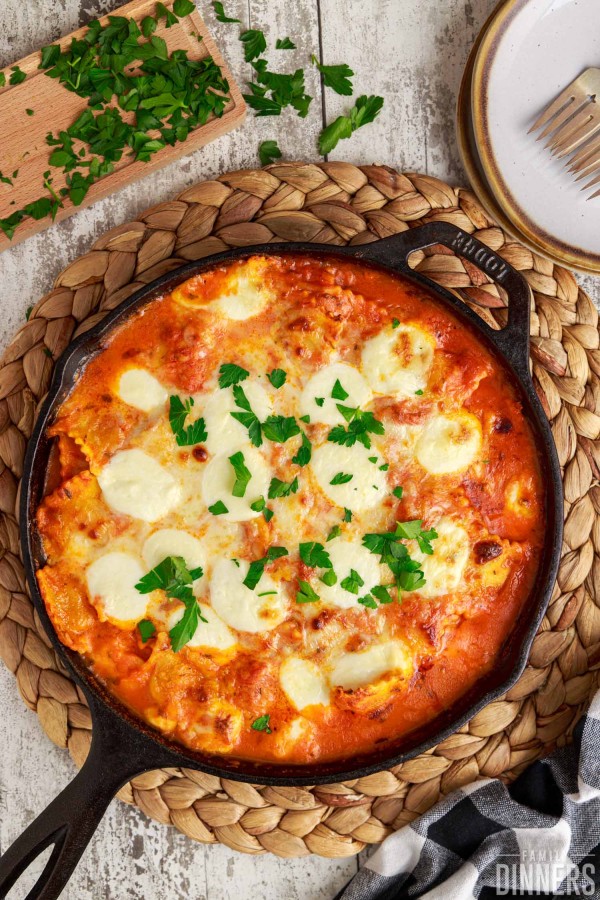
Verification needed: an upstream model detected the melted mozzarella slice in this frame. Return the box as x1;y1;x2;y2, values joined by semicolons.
361;324;435;397
166;602;237;651
202;447;271;523
210;558;288;633
142;529;205;595
280;657;330;710
415;518;470;598
300;363;372;426
98;449;182;522
415;411;482;475
86;552;146;625
203;382;271;455
317;538;381;610
330;640;414;690
311;441;387;512
214;274;270;320
117;369;168;412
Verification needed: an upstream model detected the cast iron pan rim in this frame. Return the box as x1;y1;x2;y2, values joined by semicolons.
20;232;563;787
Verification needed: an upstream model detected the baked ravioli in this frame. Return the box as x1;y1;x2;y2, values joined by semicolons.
36;255;545;764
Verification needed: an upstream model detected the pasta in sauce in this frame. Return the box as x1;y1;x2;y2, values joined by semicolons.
36;255;545;764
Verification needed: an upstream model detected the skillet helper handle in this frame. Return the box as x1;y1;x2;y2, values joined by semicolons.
363;221;532;370
0;712;151;900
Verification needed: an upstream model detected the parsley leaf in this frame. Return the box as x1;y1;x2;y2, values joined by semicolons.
320;569;337;587
268;476;299;499
296;580;320;603
259;139;282;166
219;362;249;388
243;546;288;590
415;389;424;395
328;405;384;450
169;396;207;446
362;521;438;597
318;94;384;155
156;2;179;27
9;66;26;85
244;60;311;119
173;0;196;15
371;584;394;605
212;1;241;22
276;37;296;49
267;367;286;388
229;451;252;497
138;619;156;642
141;16;157;37
208;500;229;515
330;472;353;485
0;74;5;87
358;594;377;609
292;431;312;467
327;525;341;541
315;397;325;407
170;597;207;653
299;542;332;569
38;44;60;69
312;55;354;96
392;317;400;328
331;378;349;401
340;568;364;594
251;714;272;733
240;29;267;62
343;508;352;522
263;415;300;443
392;486;404;499
250;496;266;512
135;555;205;651
230;384;262;446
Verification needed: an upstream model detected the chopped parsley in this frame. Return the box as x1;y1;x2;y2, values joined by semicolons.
169;396;207;446
244;59;312;119
212;1;241;23
296;579;320;603
331;378;349;401
0;73;4;87
229;451;252;497
262;415;300;443
240;28;267;62
138;619;156;643
268;476;299;499
330;472;353;485
230;384;262;447
243;546;288;590
371;584;394;605
276;37;296;50
26;108;34;116
327;525;341;541
328;405;384;450
415;389;424;396
267;367;287;388
208;500;229;516
299;415;310;424
315;397;325;407
218;362;249;388
358;595;377;609
9;66;26;85
320;569;337;587
340;568;364;594
259;139;282;166
299;542;332;569
318;94;384;155
379;463;389;471
392;318;400;329
251;714;272;733
362;521;438;596
135;555;206;652
250;495;274;522
392;486;404;499
311;56;354;96
343;508;352;522
292;431;312;467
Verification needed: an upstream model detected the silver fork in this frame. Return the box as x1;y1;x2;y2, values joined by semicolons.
529;67;600;199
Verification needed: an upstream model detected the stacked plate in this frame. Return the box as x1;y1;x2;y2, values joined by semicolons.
458;0;600;274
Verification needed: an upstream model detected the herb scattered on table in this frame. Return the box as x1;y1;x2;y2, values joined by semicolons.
276;37;296;50
318;94;384;155
240;28;267;62
311;55;353;95
212;1;241;24
259;139;282;165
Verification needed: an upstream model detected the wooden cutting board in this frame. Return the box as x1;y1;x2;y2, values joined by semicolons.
0;0;246;251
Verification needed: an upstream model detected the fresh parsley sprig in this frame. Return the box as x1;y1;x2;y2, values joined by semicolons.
328;405;384;450
229;451;252;497
219;362;249;388
169;396;207;446
268;477;299;499
243;546;288;590
362;520;438;597
319;95;384;155
135;555;206;652
311;55;354;96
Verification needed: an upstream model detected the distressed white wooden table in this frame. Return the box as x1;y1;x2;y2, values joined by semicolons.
1;1;598;897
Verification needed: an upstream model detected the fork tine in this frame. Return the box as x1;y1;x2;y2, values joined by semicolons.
549;108;600;156
568;134;600;171
581;170;600;191
529;83;581;134
587;187;600;201
536;96;583;141
574;151;600;180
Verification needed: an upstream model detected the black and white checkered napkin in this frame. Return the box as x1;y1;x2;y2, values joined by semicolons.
337;691;600;899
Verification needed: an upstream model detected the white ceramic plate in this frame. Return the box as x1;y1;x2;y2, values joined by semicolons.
471;0;600;272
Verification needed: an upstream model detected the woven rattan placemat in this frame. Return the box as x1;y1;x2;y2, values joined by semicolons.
1;162;599;859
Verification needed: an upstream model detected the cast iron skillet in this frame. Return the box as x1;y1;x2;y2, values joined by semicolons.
0;222;563;899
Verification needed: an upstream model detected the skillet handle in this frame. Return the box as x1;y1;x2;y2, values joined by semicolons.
0;707;153;900
360;222;532;370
